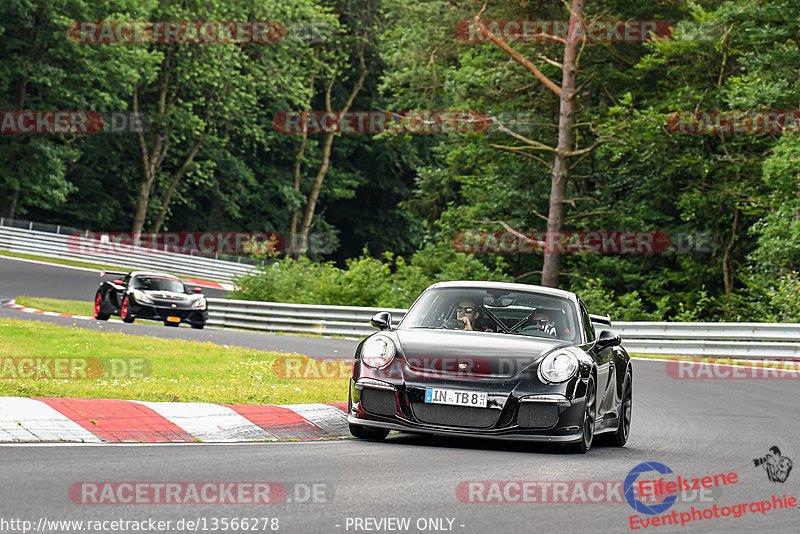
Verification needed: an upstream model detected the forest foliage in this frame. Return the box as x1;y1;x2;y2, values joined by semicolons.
2;0;799;321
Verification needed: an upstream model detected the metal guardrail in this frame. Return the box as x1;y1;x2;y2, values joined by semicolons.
0;222;260;284
207;298;406;338
610;321;800;359
207;299;800;359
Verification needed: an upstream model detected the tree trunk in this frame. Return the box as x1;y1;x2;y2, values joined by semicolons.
540;0;583;288
722;206;739;299
0;190;19;219
131;50;172;237
296;129;336;254
294;46;368;256
288;62;317;258
150;134;204;233
287;126;309;257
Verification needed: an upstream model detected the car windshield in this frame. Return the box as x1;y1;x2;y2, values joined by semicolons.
399;287;579;341
131;275;185;293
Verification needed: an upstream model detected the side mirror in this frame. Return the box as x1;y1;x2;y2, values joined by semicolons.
597;329;621;348
370;311;392;331
193;287;203;293
112;279;124;286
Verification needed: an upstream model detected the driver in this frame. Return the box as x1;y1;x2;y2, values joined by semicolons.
456;299;482;331
532;309;558;337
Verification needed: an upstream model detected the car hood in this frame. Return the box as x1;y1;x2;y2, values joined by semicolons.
394;329;570;379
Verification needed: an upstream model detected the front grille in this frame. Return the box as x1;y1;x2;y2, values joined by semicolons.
517;403;559;428
412;402;500;428
361;389;397;416
152;293;184;300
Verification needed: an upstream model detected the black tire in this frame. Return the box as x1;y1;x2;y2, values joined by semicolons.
120;296;135;323
93;292;110;321
570;376;596;454
349;423;389;441
191;323;205;329
607;371;632;447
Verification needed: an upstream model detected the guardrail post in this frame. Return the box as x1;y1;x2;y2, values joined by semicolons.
28;221;33;230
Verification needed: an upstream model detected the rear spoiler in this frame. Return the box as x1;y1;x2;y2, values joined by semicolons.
589;313;612;327
100;270;127;277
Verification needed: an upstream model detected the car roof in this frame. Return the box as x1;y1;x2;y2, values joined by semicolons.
426;280;577;301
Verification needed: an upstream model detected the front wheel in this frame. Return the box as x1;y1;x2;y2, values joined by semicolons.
120;296;134;323
607;372;632;447
93;293;109;321
191;323;205;330
570;376;596;454
349;423;389;441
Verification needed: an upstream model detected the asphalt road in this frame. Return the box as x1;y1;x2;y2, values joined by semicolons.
0;256;228;300
1;359;798;533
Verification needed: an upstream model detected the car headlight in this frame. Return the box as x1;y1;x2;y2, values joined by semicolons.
361;335;395;369
131;289;153;304
538;349;579;383
192;296;207;308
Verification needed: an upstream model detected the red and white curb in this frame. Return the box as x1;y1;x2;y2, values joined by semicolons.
3;301;96;321
0;397;350;443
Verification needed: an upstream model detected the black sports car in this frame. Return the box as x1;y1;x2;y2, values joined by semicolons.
348;281;632;453
93;271;208;328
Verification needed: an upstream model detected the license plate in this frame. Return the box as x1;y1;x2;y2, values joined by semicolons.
425;387;487;408
167;316;181;323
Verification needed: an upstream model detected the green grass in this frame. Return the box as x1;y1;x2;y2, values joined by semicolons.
16;296;94;316
0;318;349;404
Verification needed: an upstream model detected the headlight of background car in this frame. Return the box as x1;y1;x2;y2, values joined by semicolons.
538;349;579;383
192;296;207;308
361;335;395;369
131;289;153;304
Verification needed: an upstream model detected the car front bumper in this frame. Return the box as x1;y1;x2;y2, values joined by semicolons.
347;376;590;443
128;301;208;324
